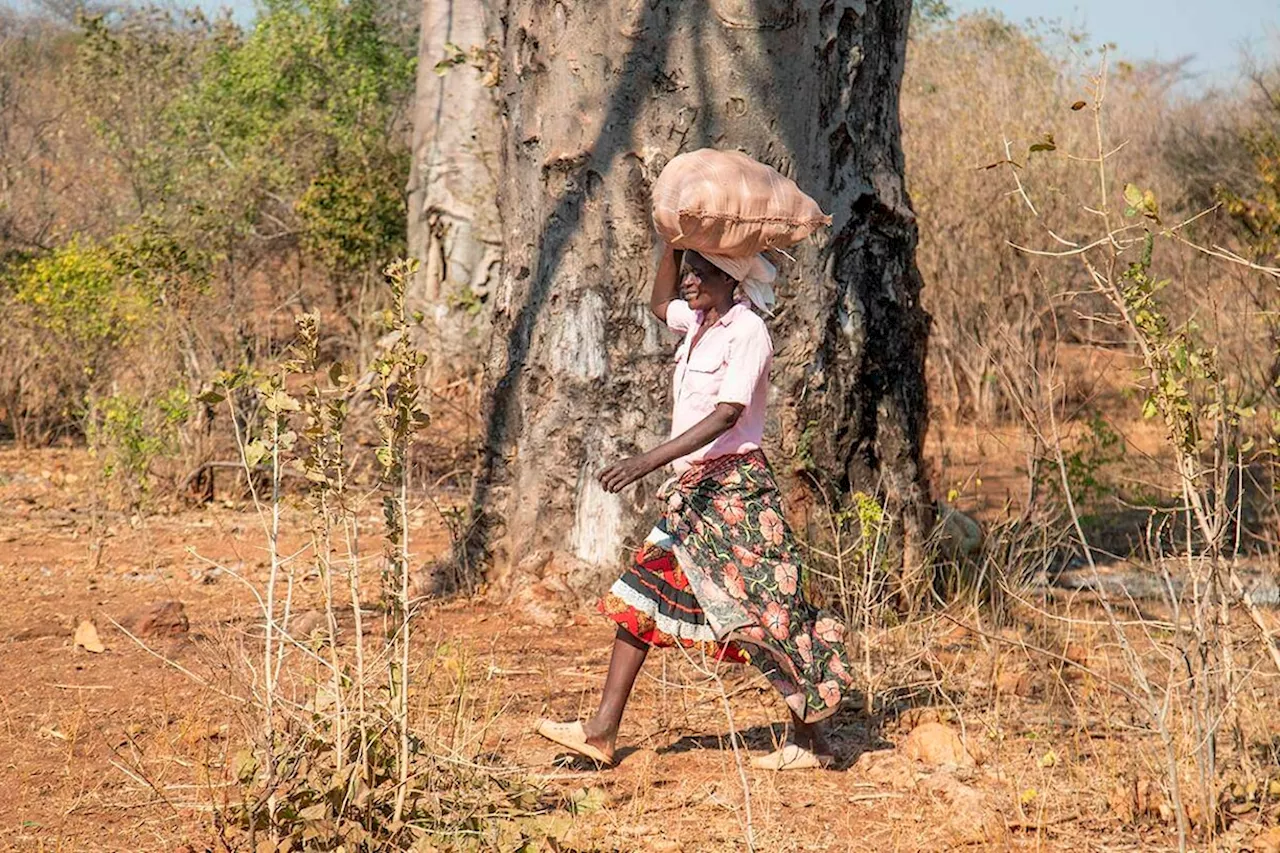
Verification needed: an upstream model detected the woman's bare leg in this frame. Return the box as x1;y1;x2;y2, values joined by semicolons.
580;627;649;757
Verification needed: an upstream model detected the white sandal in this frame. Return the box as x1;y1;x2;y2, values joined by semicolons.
534;719;615;766
750;743;834;771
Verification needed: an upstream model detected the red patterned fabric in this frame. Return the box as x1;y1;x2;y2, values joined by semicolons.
598;540;750;665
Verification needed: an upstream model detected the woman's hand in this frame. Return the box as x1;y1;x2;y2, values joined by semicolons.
599;406;743;494
599;453;657;493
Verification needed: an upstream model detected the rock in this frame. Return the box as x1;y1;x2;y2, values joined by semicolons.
118;601;189;638
853;748;917;790
1254;826;1280;853
289;609;328;639
935;501;982;557
74;620;105;653
901;722;975;768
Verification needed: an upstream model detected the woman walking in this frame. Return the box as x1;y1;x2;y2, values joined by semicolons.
536;243;854;771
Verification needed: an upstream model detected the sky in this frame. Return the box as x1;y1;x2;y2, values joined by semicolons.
209;0;1277;86
948;0;1278;88
9;0;1278;89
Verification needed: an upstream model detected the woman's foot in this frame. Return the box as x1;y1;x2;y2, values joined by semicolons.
534;719;616;766
751;715;835;770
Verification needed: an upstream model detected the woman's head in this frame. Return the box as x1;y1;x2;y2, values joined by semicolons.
679;251;737;311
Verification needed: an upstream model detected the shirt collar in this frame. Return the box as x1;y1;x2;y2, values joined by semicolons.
696;301;750;329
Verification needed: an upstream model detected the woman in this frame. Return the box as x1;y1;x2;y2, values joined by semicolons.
536;243;854;771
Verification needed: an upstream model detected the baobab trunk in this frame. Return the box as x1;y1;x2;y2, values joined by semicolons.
472;0;931;594
405;0;501;368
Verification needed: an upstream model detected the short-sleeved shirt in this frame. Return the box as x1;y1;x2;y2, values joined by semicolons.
665;299;773;472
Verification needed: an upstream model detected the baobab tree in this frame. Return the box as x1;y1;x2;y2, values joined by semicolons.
406;0;501;367
440;0;930;594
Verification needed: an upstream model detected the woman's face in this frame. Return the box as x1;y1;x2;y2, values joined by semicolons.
679;252;735;311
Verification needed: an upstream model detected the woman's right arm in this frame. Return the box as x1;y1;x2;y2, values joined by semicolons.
650;241;682;322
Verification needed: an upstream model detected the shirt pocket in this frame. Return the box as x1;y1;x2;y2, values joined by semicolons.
682;349;725;398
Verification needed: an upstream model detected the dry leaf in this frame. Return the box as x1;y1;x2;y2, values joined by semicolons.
74;620;105;653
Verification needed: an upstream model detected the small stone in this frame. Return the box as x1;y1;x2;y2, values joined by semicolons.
1253;826;1280;853
118;601;189;638
74;620;105;653
901;722;975;768
854;748;917;790
289;610;328;638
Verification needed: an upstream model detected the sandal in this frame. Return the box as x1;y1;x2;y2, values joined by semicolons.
534;719;615;766
750;743;834;771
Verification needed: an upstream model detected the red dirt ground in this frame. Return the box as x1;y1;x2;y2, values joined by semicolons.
2;444;1272;852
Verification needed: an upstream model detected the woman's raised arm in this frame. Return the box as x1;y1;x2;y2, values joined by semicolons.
649;241;682;322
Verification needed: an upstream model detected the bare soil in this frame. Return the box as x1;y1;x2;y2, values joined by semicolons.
2;443;1276;852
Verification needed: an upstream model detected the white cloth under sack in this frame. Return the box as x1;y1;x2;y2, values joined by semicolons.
701;252;778;314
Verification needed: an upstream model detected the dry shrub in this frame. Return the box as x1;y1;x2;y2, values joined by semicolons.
904;14;1070;423
904;14;1280;425
177;265;582;851
0;3;416;504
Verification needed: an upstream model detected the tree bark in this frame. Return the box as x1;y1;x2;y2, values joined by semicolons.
470;0;931;594
406;0;501;368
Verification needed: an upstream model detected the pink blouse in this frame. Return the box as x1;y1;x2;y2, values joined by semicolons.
665;299;773;472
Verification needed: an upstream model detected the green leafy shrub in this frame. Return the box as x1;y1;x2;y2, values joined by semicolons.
11;237;145;357
86;387;191;506
74;0;414;273
2;236;151;443
0;221;206;487
296;151;409;274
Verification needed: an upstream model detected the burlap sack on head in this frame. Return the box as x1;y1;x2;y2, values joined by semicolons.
652;149;831;257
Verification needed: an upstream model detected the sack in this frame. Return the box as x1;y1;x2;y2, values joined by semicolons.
651;148;831;256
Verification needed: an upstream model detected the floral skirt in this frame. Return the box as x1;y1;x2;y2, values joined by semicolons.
599;450;855;723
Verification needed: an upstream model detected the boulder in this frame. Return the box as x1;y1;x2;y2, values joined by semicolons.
118;601;189;638
935;501;982;557
901;722;976;768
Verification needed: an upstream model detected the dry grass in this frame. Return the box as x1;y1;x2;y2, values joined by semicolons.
2;8;1280;853
904;13;1280;427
